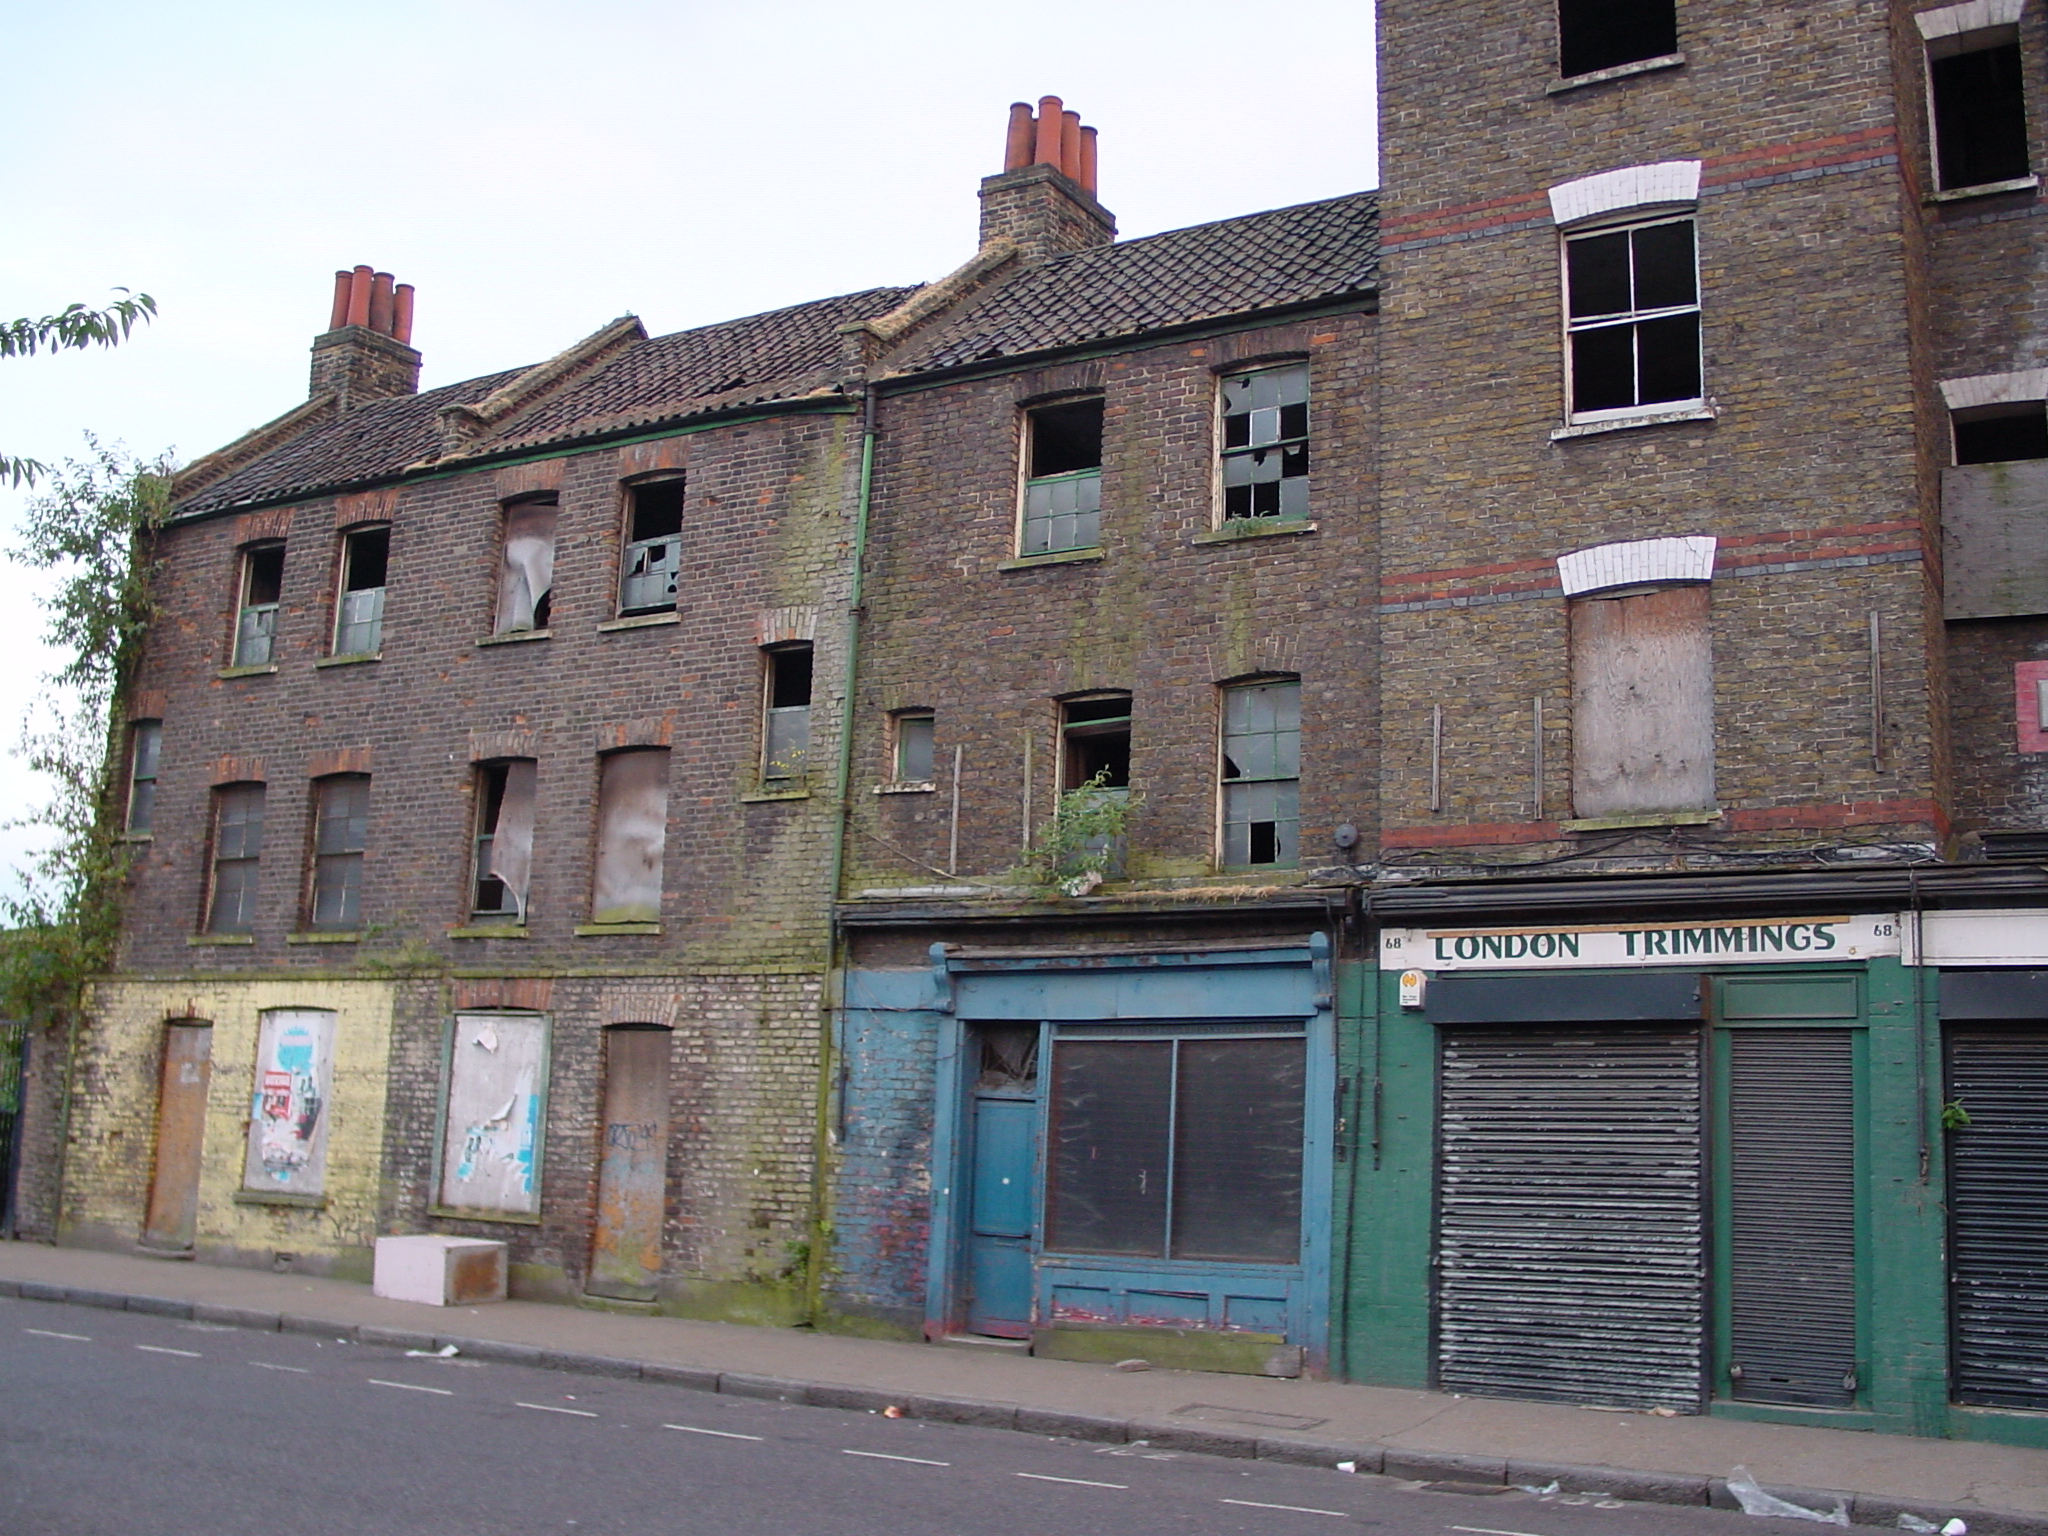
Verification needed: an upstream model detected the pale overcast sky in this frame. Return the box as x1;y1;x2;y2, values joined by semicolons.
0;0;1378;893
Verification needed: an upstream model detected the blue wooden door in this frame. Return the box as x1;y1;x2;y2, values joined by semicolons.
965;1095;1038;1337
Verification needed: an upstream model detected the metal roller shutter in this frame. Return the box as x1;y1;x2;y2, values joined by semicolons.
1438;1027;1705;1410
1948;1028;2048;1410
1726;1029;1858;1408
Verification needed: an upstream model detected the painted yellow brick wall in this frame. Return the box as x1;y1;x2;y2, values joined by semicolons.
64;979;399;1280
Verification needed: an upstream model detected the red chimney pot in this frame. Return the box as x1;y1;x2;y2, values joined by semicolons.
368;271;396;336
328;271;353;332
1079;124;1099;195
1004;101;1036;172
345;265;374;329
392;283;415;346
1033;96;1064;169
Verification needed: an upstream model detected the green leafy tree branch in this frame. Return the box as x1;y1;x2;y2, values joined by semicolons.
2;292;157;488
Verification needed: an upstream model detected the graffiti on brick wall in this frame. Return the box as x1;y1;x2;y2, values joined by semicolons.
243;1009;335;1195
437;1012;548;1216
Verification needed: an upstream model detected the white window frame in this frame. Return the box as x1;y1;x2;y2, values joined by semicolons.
1560;211;1704;427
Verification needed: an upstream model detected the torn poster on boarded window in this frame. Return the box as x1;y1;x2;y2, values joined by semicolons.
437;1012;548;1216
486;759;537;921
495;500;557;633
242;1009;335;1195
591;749;668;924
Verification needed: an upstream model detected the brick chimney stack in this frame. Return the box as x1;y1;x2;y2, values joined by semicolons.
309;265;421;408
979;97;1114;262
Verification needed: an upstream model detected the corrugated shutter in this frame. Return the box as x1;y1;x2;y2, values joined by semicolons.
1438;1027;1704;1410
1726;1029;1857;1408
1948;1028;2048;1410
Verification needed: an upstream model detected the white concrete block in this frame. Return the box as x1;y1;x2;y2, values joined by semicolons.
373;1234;507;1306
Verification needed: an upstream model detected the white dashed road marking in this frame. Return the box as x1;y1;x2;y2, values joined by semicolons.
135;1345;201;1357
663;1424;765;1441
23;1329;90;1341
1013;1473;1128;1489
251;1362;310;1373
1221;1498;1349;1517
841;1450;950;1466
370;1379;453;1395
1450;1527;1556;1536
517;1402;598;1417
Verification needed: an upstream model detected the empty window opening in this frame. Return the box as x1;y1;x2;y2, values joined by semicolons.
1061;695;1131;789
472;759;537;923
764;645;814;781
893;711;936;783
308;775;369;931
1558;0;1677;79
1955;403;2048;464
208;782;265;934
125;720;161;835
496;496;558;633
234;543;284;667
591;749;668;924
1221;679;1301;869
1565;217;1701;419
620;480;685;614
1930;31;2031;191
1221;364;1310;521
334;526;389;656
1022;398;1104;555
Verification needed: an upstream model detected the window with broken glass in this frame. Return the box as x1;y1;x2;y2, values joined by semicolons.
1060;694;1132;872
125;719;161;835
1564;216;1701;422
1220;364;1309;522
763;645;813;781
495;495;557;633
1929;28;2032;192
1220;679;1300;869
619;480;684;615
333;526;389;656
207;783;265;934
308;775;369;931
1557;0;1677;79
1021;398;1103;555
233;543;284;667
472;759;537;923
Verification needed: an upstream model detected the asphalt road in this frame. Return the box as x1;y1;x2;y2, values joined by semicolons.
0;1296;1837;1536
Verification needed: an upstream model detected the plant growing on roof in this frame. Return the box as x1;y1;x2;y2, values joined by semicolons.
1014;769;1142;896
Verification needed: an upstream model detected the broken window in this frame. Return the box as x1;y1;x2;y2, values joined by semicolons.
1557;0;1677;79
233;542;284;667
1046;1027;1305;1263
1061;694;1131;790
1571;583;1715;817
436;1011;549;1217
1565;216;1701;420
892;710;935;784
1021;398;1103;555
472;759;537;924
1929;27;2032;191
307;775;369;931
495;495;558;633
207;782;265;934
763;645;813;781
333;525;389;656
125;719;161;835
1955;403;2048;464
619;480;684;615
1221;364;1310;521
591;749;668;924
1221;679;1301;869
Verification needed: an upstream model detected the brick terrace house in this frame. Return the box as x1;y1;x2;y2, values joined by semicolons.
23;0;2048;1447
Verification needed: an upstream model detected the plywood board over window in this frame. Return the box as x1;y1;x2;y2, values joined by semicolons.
1570;584;1714;817
242;1009;336;1197
436;1012;550;1218
591;749;668;923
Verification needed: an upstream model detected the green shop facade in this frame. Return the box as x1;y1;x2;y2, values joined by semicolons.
1334;884;2048;1447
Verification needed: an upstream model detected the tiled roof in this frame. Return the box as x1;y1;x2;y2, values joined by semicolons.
176;286;919;516
887;189;1380;375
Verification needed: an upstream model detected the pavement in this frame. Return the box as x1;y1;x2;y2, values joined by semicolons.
3;1239;2045;1535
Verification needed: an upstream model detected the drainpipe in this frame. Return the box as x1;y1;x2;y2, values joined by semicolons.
807;383;878;1327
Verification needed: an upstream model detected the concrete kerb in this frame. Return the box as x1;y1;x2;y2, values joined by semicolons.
9;1281;2048;1535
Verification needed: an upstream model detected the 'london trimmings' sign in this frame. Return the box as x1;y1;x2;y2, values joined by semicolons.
1380;915;1904;971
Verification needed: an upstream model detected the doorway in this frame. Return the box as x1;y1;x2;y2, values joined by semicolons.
142;1021;212;1251
587;1025;672;1302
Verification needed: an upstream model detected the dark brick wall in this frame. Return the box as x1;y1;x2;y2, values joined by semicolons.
1949;618;2048;832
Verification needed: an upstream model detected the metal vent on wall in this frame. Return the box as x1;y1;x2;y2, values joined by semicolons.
1437;1027;1705;1411
1948;1027;2048;1410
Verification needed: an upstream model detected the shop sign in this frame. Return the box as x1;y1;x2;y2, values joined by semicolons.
1381;915;1903;971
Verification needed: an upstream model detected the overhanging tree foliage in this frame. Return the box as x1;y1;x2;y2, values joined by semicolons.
1;292;157;488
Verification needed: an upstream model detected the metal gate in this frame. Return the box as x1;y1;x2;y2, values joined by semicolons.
1437;1026;1705;1410
1724;1029;1858;1407
0;1022;25;1236
1947;1027;2048;1410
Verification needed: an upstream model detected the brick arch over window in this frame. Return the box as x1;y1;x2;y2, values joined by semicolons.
1548;161;1702;227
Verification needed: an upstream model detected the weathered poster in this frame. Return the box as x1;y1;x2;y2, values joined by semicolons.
242;1010;335;1196
437;1012;548;1216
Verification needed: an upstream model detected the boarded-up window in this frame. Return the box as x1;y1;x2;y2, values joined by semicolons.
308;775;369;930
591;749;668;923
243;1009;335;1196
208;782;265;934
473;759;537;922
1570;583;1714;818
495;496;558;633
436;1011;549;1217
1046;1029;1305;1264
334;525;389;656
